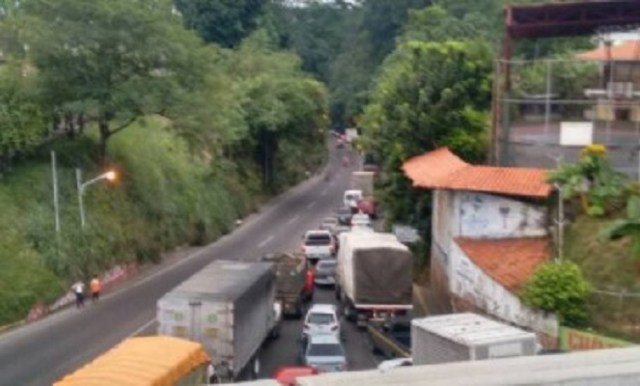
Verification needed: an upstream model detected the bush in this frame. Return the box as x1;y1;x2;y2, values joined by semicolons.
521;261;590;327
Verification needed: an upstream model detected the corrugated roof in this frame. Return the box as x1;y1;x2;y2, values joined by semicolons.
54;336;210;386
576;40;640;62
402;148;551;198
455;237;550;292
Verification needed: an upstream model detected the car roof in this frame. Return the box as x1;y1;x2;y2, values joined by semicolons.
306;230;332;236
344;189;362;195
308;304;337;313
309;334;341;344
317;259;336;266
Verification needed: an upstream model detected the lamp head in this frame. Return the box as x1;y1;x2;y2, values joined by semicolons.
105;171;117;181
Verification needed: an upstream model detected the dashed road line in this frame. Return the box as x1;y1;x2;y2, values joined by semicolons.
258;234;274;248
307;201;316;209
287;215;299;225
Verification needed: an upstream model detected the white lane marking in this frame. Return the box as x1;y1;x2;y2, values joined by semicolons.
287;215;299;225
258;234;274;248
307;201;316;209
129;318;156;337
320;188;328;196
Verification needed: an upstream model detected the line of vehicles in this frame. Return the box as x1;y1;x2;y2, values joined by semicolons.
151;167;416;384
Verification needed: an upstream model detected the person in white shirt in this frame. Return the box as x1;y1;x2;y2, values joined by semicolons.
71;281;85;308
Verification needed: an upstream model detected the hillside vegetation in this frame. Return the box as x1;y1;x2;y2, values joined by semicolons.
0;0;327;325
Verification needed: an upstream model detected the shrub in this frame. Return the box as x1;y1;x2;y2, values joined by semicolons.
521;261;590;327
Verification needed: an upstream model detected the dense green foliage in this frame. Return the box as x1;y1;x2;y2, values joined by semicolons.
600;195;640;259
0;0;327;324
521;261;590;327
174;0;268;48
360;38;492;242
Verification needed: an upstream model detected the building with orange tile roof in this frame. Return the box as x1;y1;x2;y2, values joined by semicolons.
402;148;558;345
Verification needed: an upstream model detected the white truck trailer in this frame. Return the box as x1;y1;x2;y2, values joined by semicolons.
412;313;538;365
157;260;277;382
335;232;412;327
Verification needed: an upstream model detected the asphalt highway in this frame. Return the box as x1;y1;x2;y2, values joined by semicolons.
0;144;374;385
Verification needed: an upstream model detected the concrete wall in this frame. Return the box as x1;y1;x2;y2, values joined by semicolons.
450;242;558;338
456;192;547;239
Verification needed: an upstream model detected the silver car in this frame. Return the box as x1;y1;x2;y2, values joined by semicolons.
314;259;336;286
301;334;347;373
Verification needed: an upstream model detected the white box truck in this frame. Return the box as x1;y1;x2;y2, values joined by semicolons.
336;232;412;327
157;260;277;382
411;313;538;365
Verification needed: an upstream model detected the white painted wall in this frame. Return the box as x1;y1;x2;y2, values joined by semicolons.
450;242;558;338
455;192;547;239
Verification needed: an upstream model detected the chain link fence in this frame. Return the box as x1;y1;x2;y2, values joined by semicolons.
494;55;640;177
589;288;640;337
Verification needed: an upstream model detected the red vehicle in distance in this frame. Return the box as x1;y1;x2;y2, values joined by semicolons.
273;366;319;385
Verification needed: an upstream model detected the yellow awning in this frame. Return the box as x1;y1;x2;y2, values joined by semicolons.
54;336;210;386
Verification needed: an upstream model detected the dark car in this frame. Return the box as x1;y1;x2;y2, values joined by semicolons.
335;207;353;226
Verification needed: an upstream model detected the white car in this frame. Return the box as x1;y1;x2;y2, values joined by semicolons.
302;230;335;262
302;304;341;340
377;357;412;371
350;213;372;229
301;334;347;373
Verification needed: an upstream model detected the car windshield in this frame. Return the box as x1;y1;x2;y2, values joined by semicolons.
307;343;344;357
308;312;335;324
306;234;331;246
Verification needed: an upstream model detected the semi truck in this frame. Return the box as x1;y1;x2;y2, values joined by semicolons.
335;232;412;328
412;313;538;366
262;252;313;318
157;260;278;382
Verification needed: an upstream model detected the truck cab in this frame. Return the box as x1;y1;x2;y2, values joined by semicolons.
343;190;363;213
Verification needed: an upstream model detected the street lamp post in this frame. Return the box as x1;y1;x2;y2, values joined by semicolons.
76;169;116;229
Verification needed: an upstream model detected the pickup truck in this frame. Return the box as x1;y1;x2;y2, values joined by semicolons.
367;317;411;359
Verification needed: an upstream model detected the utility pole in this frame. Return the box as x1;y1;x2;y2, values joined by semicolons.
548;153;565;261
51;151;60;234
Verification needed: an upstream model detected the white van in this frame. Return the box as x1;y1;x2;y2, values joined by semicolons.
343;190;362;213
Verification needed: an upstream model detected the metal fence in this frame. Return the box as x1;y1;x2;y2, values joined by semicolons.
493;55;640;177
589;288;640;333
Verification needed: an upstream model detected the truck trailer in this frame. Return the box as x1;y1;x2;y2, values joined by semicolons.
335;232;412;327
157;260;277;382
412;313;538;366
262;252;313;318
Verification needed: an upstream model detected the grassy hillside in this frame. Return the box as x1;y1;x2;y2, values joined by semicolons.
565;215;640;341
0;116;328;325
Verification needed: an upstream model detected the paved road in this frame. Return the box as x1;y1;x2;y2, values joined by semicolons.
0;145;363;385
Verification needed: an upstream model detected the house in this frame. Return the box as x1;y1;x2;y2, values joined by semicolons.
402;147;558;346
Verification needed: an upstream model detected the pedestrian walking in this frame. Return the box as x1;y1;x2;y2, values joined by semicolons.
90;275;102;303
71;280;85;308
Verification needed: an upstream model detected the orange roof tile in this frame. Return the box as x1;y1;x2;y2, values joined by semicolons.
455;237;550;292
576;40;640;62
402;148;552;197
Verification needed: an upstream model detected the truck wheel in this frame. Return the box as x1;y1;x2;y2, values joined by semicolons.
334;286;341;301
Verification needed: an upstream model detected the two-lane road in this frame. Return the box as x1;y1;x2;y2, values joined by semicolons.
0;146;356;386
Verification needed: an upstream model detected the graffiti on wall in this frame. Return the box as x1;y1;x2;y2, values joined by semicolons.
457;192;547;238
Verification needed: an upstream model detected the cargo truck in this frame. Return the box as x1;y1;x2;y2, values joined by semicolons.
349;171;377;218
261;252;313;318
335;232;412;328
157;260;278;382
411;313;538;366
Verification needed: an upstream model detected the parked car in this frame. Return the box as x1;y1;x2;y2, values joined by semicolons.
335;207;353;226
314;259;337;287
302;304;341;340
319;217;339;234
302;230;336;263
377;357;412;370
273;366;319;385
300;334;347;373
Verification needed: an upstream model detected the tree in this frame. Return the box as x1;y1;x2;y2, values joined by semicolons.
360;40;492;239
21;0;206;158
174;0;268;48
521;261;590;327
